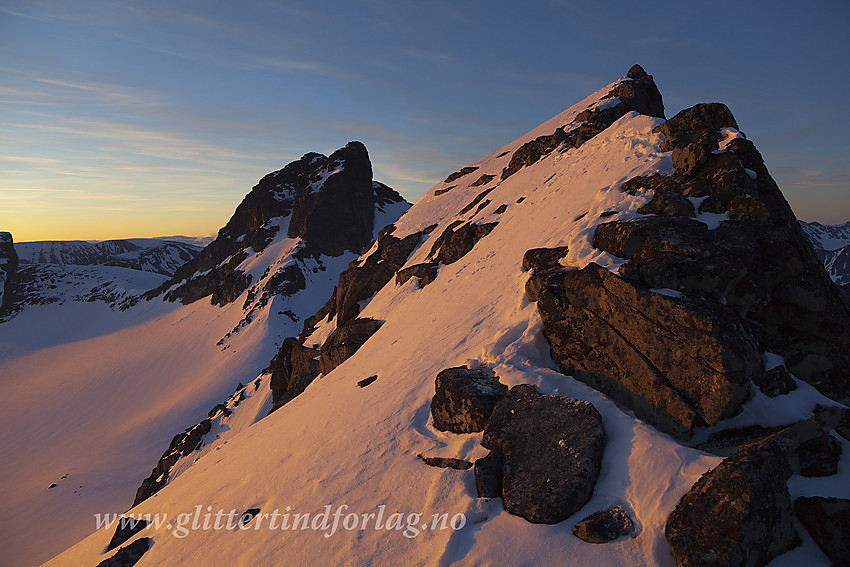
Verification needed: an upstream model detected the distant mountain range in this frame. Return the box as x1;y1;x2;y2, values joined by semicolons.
800;221;850;292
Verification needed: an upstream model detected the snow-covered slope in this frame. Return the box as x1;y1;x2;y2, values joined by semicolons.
0;145;408;567
47;68;849;567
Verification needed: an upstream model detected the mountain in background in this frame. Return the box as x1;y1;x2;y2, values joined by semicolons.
801;221;850;299
3;67;849;567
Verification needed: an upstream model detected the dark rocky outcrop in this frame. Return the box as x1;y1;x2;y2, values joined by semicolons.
754;366;797;397
798;434;841;477
501;64;664;181
534;262;759;439
593;103;850;407
417;454;473;470
666;438;798;567
474;451;504;498
428;221;498;266
97;537;152;567
572;506;637;544
522;246;570;273
269;318;382;411
0;232;19;317
146;142;405;307
430;366;508;433
481;384;605;524
107;518;150;551
395;262;439;288
239;508;261;527
357;375;378;388
443;166;479;184
794;497;850;565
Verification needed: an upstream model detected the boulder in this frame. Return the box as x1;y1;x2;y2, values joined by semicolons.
522;246;570;273
430;366;507;433
798;434;841;477
665;437;797;567
535;263;759;439
474;451;504;498
794;497;850;565
753;366;797;397
572;506;637;544
481;384;606;524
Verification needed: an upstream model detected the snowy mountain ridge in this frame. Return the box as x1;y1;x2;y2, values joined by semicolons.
3;66;848;567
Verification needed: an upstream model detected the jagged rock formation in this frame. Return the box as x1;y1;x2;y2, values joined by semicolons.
96;537;151;567
147;142;404;306
0;232;19;317
801;220;850;302
533;99;850;440
480;384;605;524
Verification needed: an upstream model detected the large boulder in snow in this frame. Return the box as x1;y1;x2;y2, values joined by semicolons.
794;497;850;565
430;366;508;433
572;506;637;544
481;384;605;524
665;436;798;567
0;232;19;317
534;262;759;439
599;103;850;406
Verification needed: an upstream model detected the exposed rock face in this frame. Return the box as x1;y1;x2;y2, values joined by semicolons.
319;318;383;375
665;437;797;567
428;221;498;266
430;366;508;433
96;537;152;567
147;142;405;307
573;506;637;544
0;232;19;317
794;497;850;565
501;64;664;181
593;103;850;406
443;166;479;184
395;262;439;288
535;262;759;439
798;434;841;477
481;384;605;524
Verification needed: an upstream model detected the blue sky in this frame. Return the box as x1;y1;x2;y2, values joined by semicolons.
1;0;849;241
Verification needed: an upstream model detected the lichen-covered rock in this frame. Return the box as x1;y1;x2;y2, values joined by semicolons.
798;434;841;477
481;384;605;524
665;437;797;567
573;506;637;544
430;366;507;433
535;263;759;439
794;497;850;565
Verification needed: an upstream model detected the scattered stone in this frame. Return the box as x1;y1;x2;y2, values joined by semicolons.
458;188;496;216
599;210;618;218
48;483;57;489
357;375;378;388
794;497;850;565
430;366;508;433
516;197;525;204
754;366;797;397
239;508;261;527
482;384;606;524
665;437;798;567
97;538;152;567
434;185;455;196
107;518;150;551
474;451;504;498
798;434;842;477
494;204;508;214
417;454;473;470
572;506;637;544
